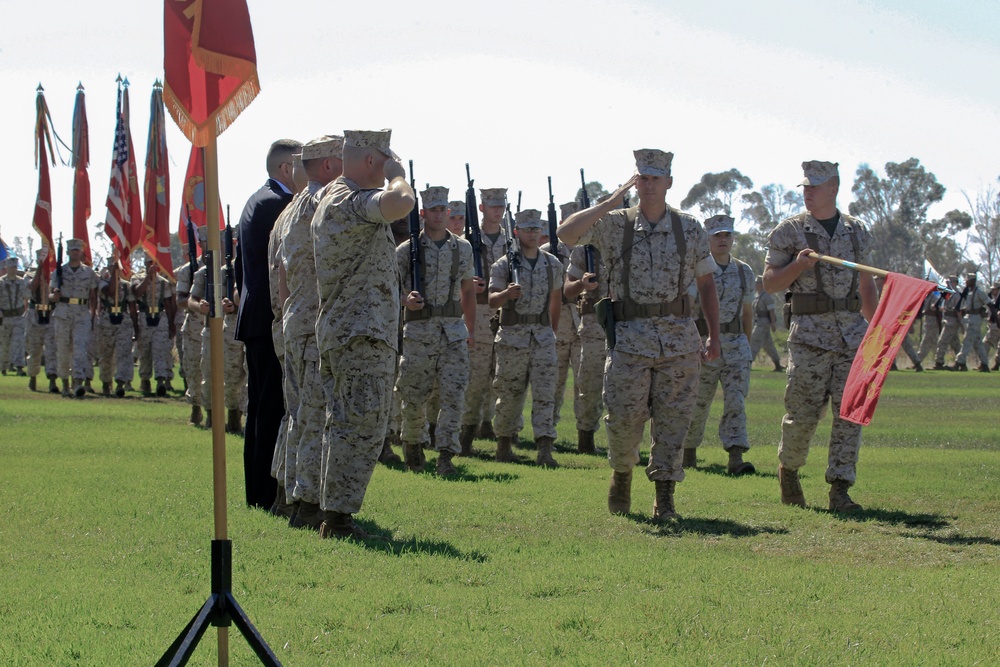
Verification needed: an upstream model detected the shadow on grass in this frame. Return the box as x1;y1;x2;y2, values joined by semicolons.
352;521;489;561
828;507;952;529
693;463;773;479
906;532;1000;547
631;514;790;538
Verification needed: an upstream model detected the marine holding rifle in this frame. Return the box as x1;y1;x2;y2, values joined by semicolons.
558;149;720;522
763;160;878;513
50;238;99;397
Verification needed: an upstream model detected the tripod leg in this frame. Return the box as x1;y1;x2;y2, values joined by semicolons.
154;595;217;667
225;592;282;666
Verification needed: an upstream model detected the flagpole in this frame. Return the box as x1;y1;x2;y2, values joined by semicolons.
807;252;889;278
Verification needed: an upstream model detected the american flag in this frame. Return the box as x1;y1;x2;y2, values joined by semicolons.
103;78;142;277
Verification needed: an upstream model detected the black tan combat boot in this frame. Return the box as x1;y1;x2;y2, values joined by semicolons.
28;376;37;392
779;465;806;508
319;512;370;541
773;361;784;372
652;480;678;522
682;448;698;469
84;379;95;394
140;378;152;395
913;361;924;372
979;363;990;373
458;424;477;457
495;436;520;463
932;361;945;370
269;486;296;520
477;420;497;441
155;378;167;396
828;480;862;513
428;422;437;450
289;501;324;531
226;409;242;434
535;436;559;468
16;366;25;376
577;429;596;454
73;378;85;398
402;442;426;472
608;469;632;514
49;376;59;394
102;382;112;397
204;409;212;428
189;405;203;426
115;380;126;398
727;448;756;475
436;450;458;476
378;437;402;465
61;378;71;397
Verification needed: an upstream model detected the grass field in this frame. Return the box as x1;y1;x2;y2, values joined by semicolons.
0;366;997;666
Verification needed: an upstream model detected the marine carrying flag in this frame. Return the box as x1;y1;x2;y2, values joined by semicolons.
840;273;936;425
103;77;143;277
33;85;56;280
142;81;174;280
163;0;259;147
71;83;92;266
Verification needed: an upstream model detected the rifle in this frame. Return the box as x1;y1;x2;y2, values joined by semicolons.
580;169;596;278
502;197;521;286
547;177;559;257
465;163;484;279
224;205;235;302
516;191;522;214
579;168;591;209
184;204;198;286
55;233;64;292
408;160;422;293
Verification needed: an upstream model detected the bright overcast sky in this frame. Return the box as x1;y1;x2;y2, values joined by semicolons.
3;0;1000;256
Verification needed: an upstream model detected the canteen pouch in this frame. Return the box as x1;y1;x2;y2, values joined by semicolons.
782;292;792;330
594;297;616;349
110;312;124;326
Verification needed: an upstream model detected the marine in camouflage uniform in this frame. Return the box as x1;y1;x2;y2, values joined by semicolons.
23;250;58;392
489;208;565;467
50;239;98;397
310;129;414;540
276;135;342;529
95;266;135;397
764;160;879;513
460;187;510;444
397;186;476;475
915;290;944;367
953;273;991;372
750;277;783;371
983;282;1000;370
131;257;177;397
563;205;608;454
934;278;964;369
542;233;579;439
176;257;205;424
0;258;26;375
682;216;756;474
558;149;720;521
190;244;247;426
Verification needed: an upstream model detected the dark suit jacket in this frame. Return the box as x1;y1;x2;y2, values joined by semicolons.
234;179;293;342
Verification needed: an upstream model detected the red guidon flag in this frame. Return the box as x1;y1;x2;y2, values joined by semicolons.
163;0;259;147
103;78;143;277
840;273;937;425
71;83;92;266
178;144;224;251
32;85;57;279
142;81;174;281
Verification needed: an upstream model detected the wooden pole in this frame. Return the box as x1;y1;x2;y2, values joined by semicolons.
203;137;230;666
807;251;889;278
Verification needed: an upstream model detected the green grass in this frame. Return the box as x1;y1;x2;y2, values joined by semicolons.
0;368;997;666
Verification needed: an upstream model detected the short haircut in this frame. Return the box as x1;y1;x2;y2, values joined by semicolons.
266;139;302;176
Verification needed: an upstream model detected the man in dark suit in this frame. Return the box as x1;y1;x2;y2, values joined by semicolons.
235;138;301;509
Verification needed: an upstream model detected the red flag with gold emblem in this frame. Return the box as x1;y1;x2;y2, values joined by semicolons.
178;144;224;252
32;85;57;280
142;81;174;280
840;273;936;425
163;0;259;147
71;83;92;266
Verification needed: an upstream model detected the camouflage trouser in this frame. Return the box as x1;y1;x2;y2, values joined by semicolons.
915;316;940;364
173;310;186;380
899;332;920;366
319;337;395;515
398;331;469;454
0;315;25;369
750;318;781;365
956;315;987;367
181;319;203;405
136;315;171;380
25;312;56;378
934;315;962;365
199;315;247;411
95;315;134;384
283;333;325;505
53;304;92;380
388;354;403;435
553;309;581;428
605;349;700;482
575;313;606;432
461;303;496;427
778;341;861;484
683;346;751;451
984;321;1000;364
493;335;558;441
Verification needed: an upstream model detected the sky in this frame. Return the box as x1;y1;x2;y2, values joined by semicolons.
2;0;1000;264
